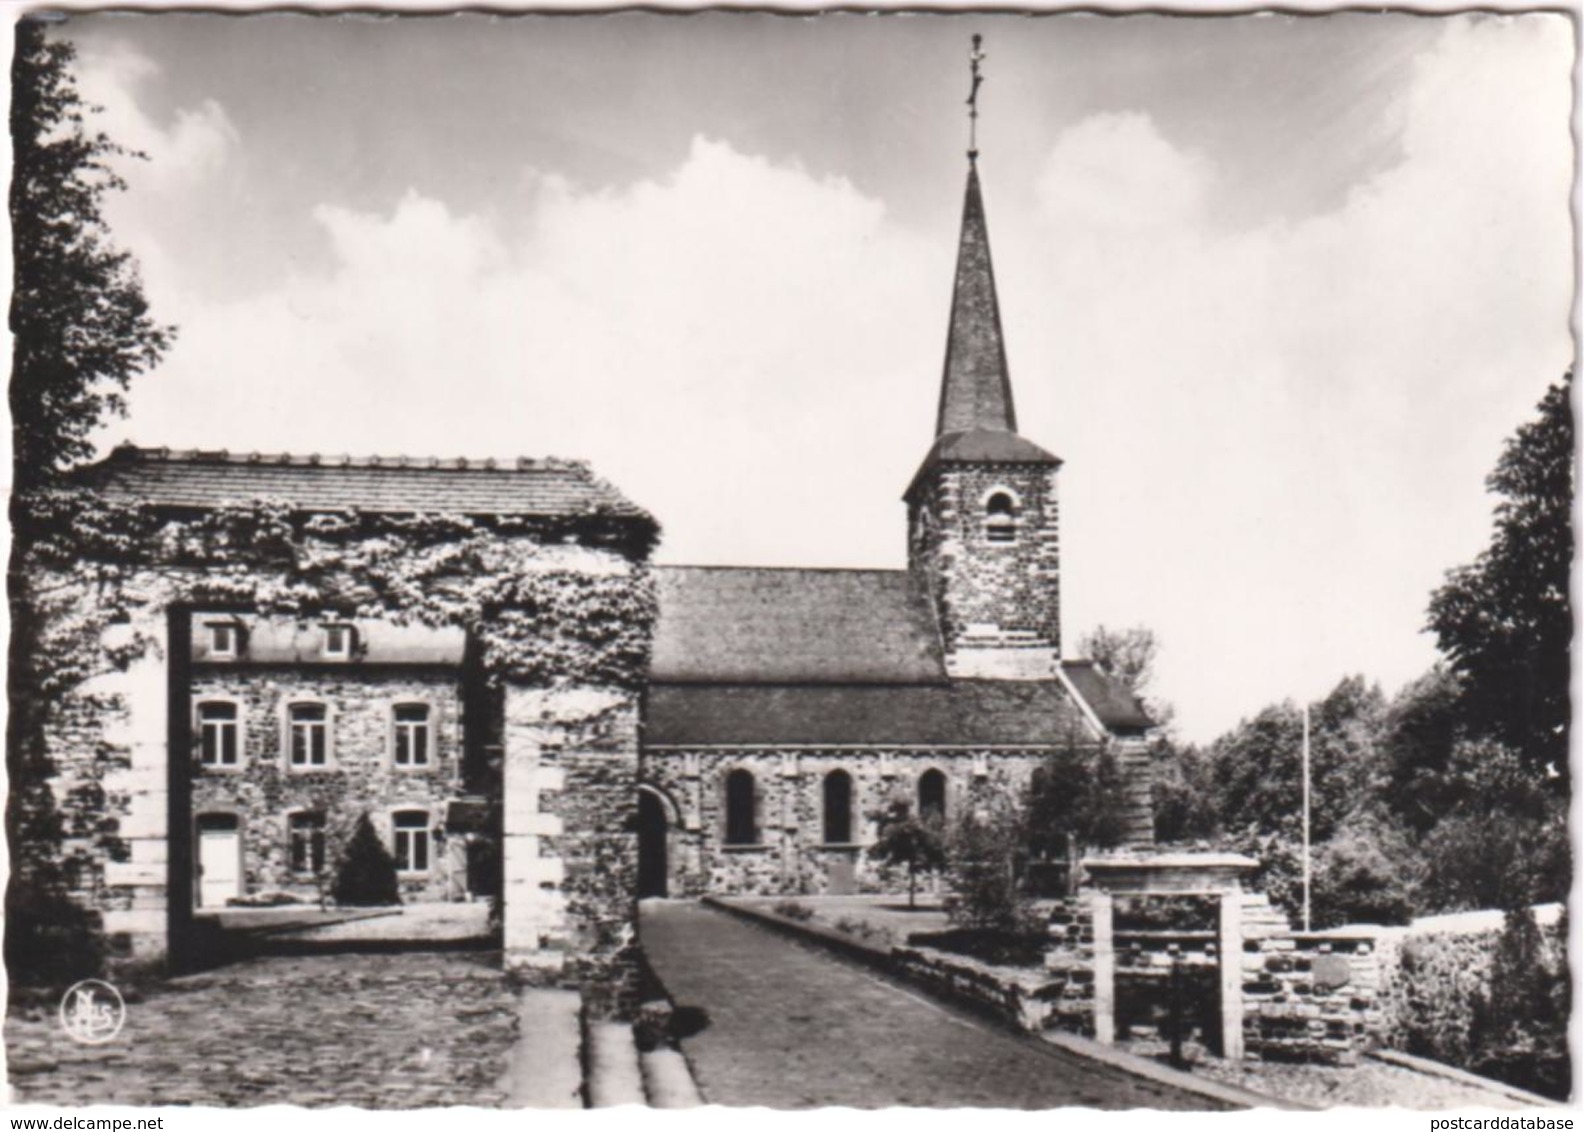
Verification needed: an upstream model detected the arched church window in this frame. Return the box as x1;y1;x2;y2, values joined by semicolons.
823;770;853;844
985;491;1017;543
919;769;947;822
724;769;758;845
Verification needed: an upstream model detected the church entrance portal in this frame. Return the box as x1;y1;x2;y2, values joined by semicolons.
638;788;669;898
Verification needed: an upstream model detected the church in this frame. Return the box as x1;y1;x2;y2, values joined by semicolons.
48;148;1153;981
636;158;1155;898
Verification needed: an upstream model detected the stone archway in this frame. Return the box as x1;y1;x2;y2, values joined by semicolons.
637;786;677;898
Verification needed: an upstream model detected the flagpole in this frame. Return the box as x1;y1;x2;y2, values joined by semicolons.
1302;702;1311;933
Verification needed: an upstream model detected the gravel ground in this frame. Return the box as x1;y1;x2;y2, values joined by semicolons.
6;951;518;1108
276;902;491;942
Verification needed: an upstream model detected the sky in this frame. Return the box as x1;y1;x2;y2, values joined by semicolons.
41;10;1577;742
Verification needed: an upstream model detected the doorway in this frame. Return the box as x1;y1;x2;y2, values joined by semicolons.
195;813;241;909
638;788;669;898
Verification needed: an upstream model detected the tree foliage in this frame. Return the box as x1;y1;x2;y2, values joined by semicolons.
332;814;401;907
8;22;173;984
943;787;1035;935
867;801;948;909
1026;743;1130;860
10;19;173;484
1428;372;1573;787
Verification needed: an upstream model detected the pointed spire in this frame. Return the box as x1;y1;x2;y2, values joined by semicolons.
935;163;1016;436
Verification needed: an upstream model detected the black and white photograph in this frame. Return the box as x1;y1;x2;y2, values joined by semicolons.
3;5;1575;1115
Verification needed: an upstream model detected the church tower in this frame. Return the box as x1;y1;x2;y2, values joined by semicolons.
906;158;1064;680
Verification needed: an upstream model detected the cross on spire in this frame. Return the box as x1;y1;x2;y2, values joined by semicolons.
967;34;986;161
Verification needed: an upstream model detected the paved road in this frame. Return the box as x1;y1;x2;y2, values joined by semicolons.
639;900;1227;1110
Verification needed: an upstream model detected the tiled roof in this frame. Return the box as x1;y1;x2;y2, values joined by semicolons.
644;680;1095;747
938;165;1017;437
906;427;1062;498
651;566;945;684
74;445;652;521
1062;660;1154;733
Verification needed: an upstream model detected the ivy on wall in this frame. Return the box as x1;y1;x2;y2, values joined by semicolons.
12;486;658;958
22;487;658;688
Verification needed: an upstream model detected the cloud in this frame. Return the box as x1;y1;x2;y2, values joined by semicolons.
101;16;1571;742
111;136;945;569
1004;15;1573;738
75;43;239;192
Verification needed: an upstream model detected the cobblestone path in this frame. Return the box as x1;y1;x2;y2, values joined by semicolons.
6;951;516;1108
639;900;1228;1110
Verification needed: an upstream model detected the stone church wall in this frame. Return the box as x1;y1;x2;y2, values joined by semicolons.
642;747;1128;897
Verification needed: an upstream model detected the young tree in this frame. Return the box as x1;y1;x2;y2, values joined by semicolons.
943;788;1033;935
1428;372;1572;788
332;815;402;907
867;801;947;909
8;21;173;983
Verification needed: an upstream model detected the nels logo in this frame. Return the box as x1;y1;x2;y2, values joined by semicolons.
59;979;126;1045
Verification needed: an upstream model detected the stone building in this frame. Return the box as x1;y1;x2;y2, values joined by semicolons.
635;161;1154;897
39;157;1151;987
48;449;657;984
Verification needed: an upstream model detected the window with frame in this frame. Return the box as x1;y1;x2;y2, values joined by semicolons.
322;623;354;659
209;622;240;658
392;810;430;873
985;492;1017;543
393;704;432;767
823;770;853;844
919;768;947;822
287;703;330;768
724;769;758;846
288;811;327;875
198;702;240;767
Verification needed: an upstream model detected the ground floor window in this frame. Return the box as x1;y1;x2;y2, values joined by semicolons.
288;811;326;875
392;810;431;873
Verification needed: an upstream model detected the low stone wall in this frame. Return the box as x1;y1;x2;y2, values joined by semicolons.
1241;931;1384;1065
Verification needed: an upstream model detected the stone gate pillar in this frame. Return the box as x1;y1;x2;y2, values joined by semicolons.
501;682;643;1012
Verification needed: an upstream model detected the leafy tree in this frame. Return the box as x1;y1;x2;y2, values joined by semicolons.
1150;741;1219;843
943;787;1034;934
867;802;947;909
7;21;172;984
1416;739;1569;913
1428;372;1572;788
332;814;401;907
11;19;173;484
1026;743;1130;867
1308;810;1420;927
1080;623;1171;728
1379;666;1464;835
1468;907;1571;1099
1208;676;1386;845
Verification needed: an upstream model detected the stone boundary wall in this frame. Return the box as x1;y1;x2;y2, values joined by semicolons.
1241;931;1383;1065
